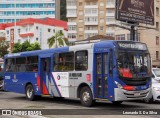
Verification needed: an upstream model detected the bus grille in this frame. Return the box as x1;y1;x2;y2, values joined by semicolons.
123;90;149;98
120;77;150;86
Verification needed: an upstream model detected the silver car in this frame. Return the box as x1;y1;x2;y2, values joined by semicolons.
144;68;160;102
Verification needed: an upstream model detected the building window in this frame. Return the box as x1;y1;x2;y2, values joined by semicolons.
106;33;114;37
156;36;159;45
69;25;76;31
68;33;76;39
79;2;82;6
116;34;125;40
53;29;55;33
156;7;159;16
36;26;38;30
156;22;159;31
100;26;103;31
79;11;83;15
75;50;88;71
85;17;98;22
36;38;38;41
100;2;104;6
100;10;104;14
79;28;83;31
100;19;104;23
156;51;159;60
18;29;20;34
6;30;9;35
48;29;51;32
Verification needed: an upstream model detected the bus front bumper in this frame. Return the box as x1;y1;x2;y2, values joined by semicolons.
114;88;152;101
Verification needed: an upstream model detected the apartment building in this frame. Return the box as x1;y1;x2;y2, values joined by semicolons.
0;0;60;23
0;18;67;50
66;0;160;66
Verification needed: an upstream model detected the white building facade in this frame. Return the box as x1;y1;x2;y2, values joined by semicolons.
0;18;68;50
0;0;60;23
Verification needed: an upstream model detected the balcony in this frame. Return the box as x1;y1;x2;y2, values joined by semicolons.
19;33;34;37
67;13;77;17
106;21;116;25
84;21;98;25
68;38;77;42
106;13;115;17
85;13;98;17
85;5;98;9
68;22;77;25
85;30;98;33
67;6;77;9
106;3;115;8
68;30;77;34
106;30;115;34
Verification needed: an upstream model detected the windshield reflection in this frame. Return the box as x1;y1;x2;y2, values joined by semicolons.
117;52;151;78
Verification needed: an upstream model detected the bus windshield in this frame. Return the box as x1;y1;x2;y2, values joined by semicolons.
117;51;151;78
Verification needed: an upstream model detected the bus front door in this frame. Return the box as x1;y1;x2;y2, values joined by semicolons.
40;57;51;95
95;52;110;99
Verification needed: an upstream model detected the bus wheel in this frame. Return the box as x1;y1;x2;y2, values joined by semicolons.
112;101;123;105
26;84;36;101
80;86;94;107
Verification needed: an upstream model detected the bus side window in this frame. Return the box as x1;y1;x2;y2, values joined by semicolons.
27;56;38;72
16;57;27;72
109;50;113;75
53;52;74;71
5;58;16;72
75;50;88;71
53;53;59;71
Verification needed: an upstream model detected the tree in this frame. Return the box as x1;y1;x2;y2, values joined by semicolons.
12;41;41;53
47;30;68;48
0;39;9;58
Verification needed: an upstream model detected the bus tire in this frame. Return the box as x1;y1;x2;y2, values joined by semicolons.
26;84;36;101
112;101;123;105
80;86;94;107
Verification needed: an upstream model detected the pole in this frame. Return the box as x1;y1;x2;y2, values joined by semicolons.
130;25;135;41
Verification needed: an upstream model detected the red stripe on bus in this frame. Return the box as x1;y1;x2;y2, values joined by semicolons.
37;75;40;90
43;81;49;94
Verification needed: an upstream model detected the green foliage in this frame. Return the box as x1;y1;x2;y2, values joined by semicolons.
12;41;41;53
47;30;68;48
0;40;9;58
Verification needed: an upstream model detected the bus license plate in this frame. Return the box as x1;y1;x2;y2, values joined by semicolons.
134;92;141;96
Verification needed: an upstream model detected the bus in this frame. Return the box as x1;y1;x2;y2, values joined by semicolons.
3;40;152;107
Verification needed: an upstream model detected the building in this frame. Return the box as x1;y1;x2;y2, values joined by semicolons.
0;18;68;50
0;0;60;23
66;0;160;66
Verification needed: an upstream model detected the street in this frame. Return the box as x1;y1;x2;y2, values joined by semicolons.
0;91;160;118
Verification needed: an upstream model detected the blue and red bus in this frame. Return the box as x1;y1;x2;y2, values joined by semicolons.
3;40;152;106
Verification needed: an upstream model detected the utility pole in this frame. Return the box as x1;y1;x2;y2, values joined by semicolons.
130;25;136;41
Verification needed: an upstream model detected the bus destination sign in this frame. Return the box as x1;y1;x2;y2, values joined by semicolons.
116;0;154;25
117;42;147;50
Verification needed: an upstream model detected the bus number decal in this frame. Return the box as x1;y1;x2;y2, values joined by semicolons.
5;76;10;80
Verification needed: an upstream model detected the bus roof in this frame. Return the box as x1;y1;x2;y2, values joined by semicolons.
5;40;147;58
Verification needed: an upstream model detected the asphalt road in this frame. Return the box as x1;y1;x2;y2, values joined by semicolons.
0;91;160;118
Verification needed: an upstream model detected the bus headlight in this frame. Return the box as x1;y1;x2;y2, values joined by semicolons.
153;87;160;91
115;81;123;89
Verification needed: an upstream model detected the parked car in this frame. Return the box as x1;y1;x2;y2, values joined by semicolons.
0;72;4;90
144;68;160;102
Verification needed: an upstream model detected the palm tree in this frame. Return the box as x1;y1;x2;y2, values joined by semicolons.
47;30;68;48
